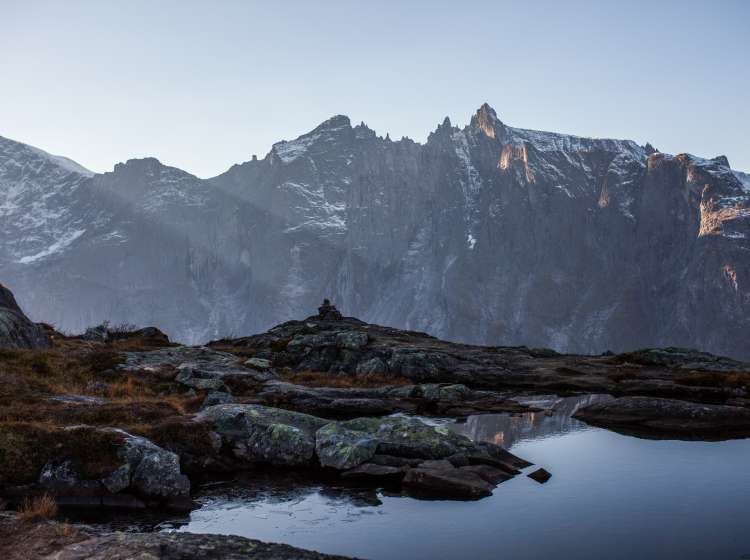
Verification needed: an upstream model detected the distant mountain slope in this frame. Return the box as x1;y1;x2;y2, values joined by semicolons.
1;105;748;359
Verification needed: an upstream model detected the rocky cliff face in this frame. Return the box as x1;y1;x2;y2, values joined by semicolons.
1;105;748;358
0;283;50;349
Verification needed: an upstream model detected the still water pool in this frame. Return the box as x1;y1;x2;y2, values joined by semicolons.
172;395;750;559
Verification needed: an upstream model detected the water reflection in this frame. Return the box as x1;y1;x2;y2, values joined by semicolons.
170;394;750;560
452;394;613;449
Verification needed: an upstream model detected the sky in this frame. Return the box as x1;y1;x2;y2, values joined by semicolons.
1;0;748;178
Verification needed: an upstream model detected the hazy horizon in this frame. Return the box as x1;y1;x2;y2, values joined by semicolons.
2;0;748;178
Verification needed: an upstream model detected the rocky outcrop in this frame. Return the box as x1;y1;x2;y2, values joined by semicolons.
0;518;356;560
0;284;49;349
192;404;532;500
573;397;750;438
0;425;190;509
213;316;750;405
55;533;356;560
2;110;749;360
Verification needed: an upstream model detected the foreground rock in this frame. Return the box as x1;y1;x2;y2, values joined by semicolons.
0;425;190;509
574;397;750;438
55;532;355;560
193;404;532;500
0;284;49;349
0;516;355;560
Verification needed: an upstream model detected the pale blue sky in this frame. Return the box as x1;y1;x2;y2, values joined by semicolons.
1;0;748;177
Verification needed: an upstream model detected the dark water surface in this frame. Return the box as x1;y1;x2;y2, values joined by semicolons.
171;395;750;560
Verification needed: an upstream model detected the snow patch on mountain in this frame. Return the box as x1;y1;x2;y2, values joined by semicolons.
18;228;86;264
507;126;646;161
734;170;750;192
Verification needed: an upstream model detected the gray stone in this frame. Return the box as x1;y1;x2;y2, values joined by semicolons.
0;283;50;349
355;357;388;376
340;416;474;459
201;391;234;409
245;357;272;370
197;404;327;466
315;423;378;470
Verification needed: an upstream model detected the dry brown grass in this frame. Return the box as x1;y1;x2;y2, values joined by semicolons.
0;423;124;485
18;495;58;522
283;369;410;388
54;522;79;538
674;370;750;389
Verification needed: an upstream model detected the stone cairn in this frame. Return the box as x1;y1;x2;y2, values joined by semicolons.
317;298;343;320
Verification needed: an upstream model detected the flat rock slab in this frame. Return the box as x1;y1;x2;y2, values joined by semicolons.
122;346;277;384
403;466;494;500
54;531;356;560
574;396;750;438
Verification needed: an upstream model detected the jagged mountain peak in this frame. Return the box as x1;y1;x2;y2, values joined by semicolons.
470;103;502;139
1;107;749;360
313;114;352;132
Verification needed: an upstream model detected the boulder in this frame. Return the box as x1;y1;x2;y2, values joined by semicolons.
14;426;190;507
0;283;50;349
339;416;475;459
315;423;378;470
196;404;328;466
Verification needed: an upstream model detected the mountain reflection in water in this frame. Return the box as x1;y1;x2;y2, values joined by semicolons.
168;393;750;560
452;394;613;449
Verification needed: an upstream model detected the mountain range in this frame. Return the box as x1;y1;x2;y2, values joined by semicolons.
1;104;748;359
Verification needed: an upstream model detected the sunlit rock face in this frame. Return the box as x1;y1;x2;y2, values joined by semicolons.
1;105;748;358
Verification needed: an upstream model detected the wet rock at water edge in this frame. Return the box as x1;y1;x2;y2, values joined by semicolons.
527;468;552;484
573;396;750;438
403;466;494;500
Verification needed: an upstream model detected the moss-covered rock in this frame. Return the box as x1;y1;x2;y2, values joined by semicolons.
197;404;327;466
340;416;474;459
315;423;378;470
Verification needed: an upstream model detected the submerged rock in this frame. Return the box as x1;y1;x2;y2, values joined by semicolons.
527;468;552;484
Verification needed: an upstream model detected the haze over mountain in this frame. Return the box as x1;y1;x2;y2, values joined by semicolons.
2;104;748;359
